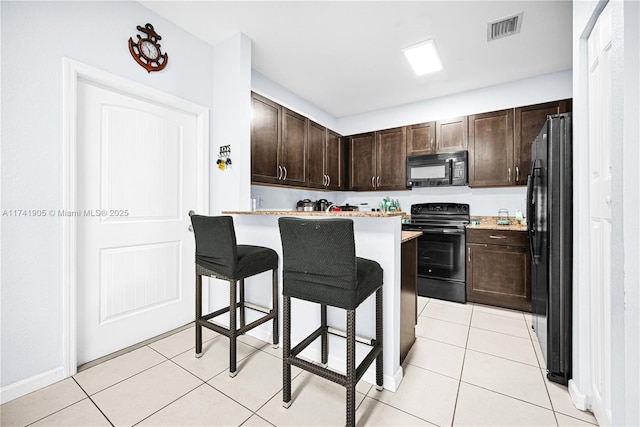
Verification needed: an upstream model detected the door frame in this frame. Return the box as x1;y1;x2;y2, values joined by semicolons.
61;58;210;377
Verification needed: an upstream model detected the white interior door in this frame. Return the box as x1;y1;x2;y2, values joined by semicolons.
76;78;198;365
587;2;613;424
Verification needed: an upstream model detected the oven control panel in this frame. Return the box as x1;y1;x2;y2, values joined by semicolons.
411;203;469;215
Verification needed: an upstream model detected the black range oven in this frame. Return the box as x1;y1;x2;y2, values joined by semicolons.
402;203;470;304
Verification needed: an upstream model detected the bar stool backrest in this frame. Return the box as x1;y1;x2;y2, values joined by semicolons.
190;215;238;278
278;218;357;291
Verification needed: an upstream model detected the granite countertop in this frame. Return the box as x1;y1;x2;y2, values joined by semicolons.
467;216;528;232
401;231;422;243
222;210;406;218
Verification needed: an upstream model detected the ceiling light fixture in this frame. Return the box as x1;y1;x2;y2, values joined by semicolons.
402;39;443;76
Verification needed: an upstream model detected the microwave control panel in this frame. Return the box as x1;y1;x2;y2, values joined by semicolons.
453;161;465;179
452;160;467;185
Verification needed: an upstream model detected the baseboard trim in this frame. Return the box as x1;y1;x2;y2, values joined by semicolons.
568;379;589;411
1;367;66;404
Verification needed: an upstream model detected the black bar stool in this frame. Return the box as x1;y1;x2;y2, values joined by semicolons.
278;217;383;427
190;214;279;377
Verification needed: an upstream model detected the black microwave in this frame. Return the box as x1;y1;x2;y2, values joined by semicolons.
406;151;468;187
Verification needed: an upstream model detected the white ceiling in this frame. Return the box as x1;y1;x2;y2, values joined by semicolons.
140;1;573;118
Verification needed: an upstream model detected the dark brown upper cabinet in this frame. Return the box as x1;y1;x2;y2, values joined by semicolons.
308;121;343;190
252;91;572;191
348;127;407;191
469;99;571;188
281;108;308;186
251;93;281;184
251;92;307;187
325;129;344;190
407;117;468;156
406;122;436;155
468;109;515;187
376;127;407;191
435;116;468;152
348;132;377;190
514;99;571;185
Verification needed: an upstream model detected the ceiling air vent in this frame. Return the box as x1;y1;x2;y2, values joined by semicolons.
487;12;523;42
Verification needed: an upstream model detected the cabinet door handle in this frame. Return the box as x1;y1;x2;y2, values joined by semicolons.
377;176;380;187
277;166;283;180
508;167;512;182
323;175;327;186
283;166;288;180
468;247;471;263
327;175;331;187
489;235;507;239
371;176;375;188
516;166;520;182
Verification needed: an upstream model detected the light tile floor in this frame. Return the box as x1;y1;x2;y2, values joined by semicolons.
1;298;599;426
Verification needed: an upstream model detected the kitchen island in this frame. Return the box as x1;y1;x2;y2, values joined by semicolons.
220;210;408;391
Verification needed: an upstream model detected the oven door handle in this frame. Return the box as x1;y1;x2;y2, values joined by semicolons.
404;227;465;235
442;228;465;234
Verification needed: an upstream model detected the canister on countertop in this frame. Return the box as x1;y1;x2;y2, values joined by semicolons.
497;208;511;225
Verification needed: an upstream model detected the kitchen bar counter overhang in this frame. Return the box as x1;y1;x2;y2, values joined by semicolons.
220;210;406;391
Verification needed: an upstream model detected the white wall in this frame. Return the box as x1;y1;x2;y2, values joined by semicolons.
252;70;572;217
252;70;339;131
211;34;252;214
0;0;215;400
337;70;572;135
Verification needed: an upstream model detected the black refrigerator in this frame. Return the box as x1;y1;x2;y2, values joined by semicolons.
527;113;572;385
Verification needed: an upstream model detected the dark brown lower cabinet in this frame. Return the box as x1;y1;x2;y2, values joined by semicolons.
466;229;531;312
400;237;418;364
